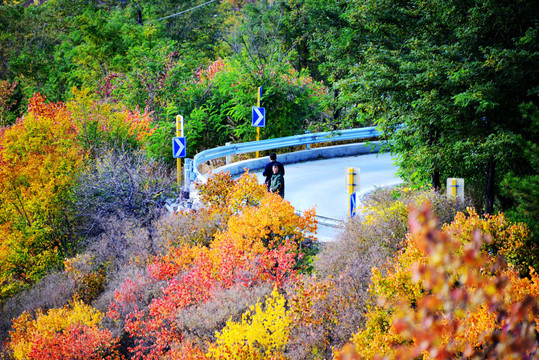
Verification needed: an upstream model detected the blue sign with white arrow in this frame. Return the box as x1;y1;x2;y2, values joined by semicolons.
172;137;186;158
350;192;357;218
252;106;266;127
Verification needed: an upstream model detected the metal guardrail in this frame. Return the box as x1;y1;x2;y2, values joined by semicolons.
190;127;381;182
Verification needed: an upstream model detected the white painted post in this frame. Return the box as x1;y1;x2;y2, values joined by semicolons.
225;142;232;165
305;131;311;150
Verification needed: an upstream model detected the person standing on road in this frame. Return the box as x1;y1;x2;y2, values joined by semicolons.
269;164;285;198
263;153;285;191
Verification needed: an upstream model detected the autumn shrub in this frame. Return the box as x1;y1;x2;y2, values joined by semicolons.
7;300;122;360
284;278;341;360
208;288;292;359
154;208;226;249
107;176;316;359
289;245;386;359
85;216;156;271
443;208;537;277
64;254;111;304
0;89;163;301
0;272;75;348
197;171;318;267
360;186;469;249
343;203;539;359
197;170;268;218
71;149;175;240
197;171;237;210
315;187;463;291
309;187;470;358
94;265;165;339
318;187;467;281
176;283;273;350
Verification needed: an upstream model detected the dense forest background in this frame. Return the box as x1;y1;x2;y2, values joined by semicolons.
0;0;538;359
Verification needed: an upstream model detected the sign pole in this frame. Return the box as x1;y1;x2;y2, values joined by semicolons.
256;86;262;158
176;115;183;187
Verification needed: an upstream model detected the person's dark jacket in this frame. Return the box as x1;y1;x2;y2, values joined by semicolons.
263;161;285;189
270;172;285;198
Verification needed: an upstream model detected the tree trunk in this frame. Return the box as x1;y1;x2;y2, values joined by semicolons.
432;168;441;192
485;157;495;214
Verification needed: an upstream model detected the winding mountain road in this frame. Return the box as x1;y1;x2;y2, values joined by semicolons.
252;152;403;240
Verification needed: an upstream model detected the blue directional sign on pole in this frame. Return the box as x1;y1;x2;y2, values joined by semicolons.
252;106;266;127
172;137;186;158
350;192;357;218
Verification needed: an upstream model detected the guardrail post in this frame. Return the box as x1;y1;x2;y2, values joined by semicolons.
226;142;232;164
184;158;192;190
305;131;311;150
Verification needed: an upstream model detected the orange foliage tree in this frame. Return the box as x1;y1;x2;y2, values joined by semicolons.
340;204;539;359
0;90;157;300
0;93;85;299
108;172;317;359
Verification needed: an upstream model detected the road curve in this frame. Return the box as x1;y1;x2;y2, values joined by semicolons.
253;152;403;220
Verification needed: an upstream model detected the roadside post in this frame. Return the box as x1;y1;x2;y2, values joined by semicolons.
173;115;186;188
446;178;464;202
252;86;265;158
347;167;360;218
225;142;232;164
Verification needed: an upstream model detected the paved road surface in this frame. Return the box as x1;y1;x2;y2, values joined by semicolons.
252;152;403;240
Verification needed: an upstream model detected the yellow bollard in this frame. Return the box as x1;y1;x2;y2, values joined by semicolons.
446;178;464;201
347;167;355;199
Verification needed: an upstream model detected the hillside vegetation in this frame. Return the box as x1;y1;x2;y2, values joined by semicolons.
0;0;537;359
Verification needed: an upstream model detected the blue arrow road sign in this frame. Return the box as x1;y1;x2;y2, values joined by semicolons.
252;106;266;127
350;192;357;218
172;137;186;158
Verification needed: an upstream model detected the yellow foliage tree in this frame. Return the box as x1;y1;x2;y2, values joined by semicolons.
8;300;121;360
0;93;85;298
208;288;292;359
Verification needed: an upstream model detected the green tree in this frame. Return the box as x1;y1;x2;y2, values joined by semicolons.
280;0;362;128
0;2;64;111
327;0;538;216
151;54;329;164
